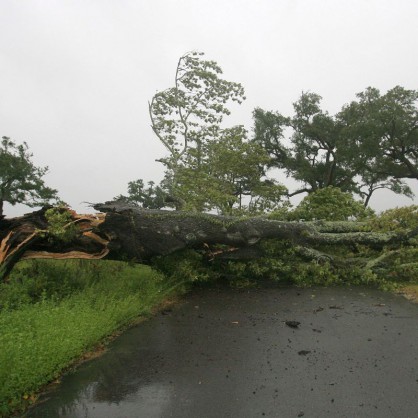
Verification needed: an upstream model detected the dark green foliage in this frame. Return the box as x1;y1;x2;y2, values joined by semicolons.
0;137;58;217
362;205;418;284
147;204;418;290
114;179;167;209
152;249;219;284
289;187;374;221
267;187;374;222
371;248;418;283
253;93;352;196
253;87;417;207
224;241;297;286
339;86;418;182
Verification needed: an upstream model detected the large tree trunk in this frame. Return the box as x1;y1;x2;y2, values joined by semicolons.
0;203;417;282
93;203;413;259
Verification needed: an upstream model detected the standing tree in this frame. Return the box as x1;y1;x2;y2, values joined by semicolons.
166;125;287;214
253;90;414;206
148;51;246;207
0;136;58;218
253;93;355;197
204;126;287;214
338;86;418;182
113;179;167;209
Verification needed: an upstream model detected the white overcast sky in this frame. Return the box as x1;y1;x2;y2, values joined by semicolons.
1;0;417;216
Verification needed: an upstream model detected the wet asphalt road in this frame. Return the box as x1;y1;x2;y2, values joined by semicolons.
26;286;418;418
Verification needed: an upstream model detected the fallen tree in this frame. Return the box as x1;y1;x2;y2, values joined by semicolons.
1;203;417;284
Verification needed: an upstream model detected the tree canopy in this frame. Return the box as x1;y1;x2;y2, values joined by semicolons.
253;93;352;196
119;53;417;213
338;86;418;184
287;186;373;221
149;51;245;189
0;137;58;218
253;87;416;206
173;126;287;214
114;180;166;209
121;51;287;214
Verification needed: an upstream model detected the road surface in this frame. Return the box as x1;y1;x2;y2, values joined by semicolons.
26;285;418;418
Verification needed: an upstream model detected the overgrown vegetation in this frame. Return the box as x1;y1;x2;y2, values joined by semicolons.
0;260;187;417
151;204;418;291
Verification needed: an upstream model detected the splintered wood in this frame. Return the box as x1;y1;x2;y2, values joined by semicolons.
0;212;109;282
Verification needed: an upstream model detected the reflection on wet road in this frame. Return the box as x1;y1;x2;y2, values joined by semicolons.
26;286;418;417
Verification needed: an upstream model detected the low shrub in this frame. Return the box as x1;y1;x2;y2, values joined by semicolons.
367;205;418;232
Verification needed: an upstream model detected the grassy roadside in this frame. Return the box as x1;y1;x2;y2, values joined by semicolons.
0;260;187;417
1;252;417;417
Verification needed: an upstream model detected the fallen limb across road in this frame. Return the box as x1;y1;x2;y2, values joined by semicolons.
1;202;417;283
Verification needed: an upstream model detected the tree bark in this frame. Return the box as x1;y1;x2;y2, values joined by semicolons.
0;203;416;282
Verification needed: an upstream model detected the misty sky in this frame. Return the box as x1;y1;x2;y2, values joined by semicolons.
1;0;417;216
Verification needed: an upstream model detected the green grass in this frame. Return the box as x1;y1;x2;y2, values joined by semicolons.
0;260;186;417
2;242;417;417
